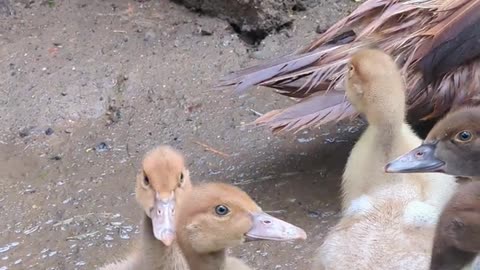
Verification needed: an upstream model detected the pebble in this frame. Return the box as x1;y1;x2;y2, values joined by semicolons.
45;128;54;135
95;142;110;153
144;30;156;42
18;127;32;138
307;210;320;218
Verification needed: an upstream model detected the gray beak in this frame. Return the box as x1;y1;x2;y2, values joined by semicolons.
385;144;445;173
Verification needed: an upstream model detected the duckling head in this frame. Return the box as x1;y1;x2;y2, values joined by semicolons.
345;48;405;124
386;107;480;177
176;182;307;254
135;145;192;246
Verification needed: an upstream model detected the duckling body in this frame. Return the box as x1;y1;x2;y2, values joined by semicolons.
314;49;457;270
99;146;189;270
176;182;307;270
341;50;456;214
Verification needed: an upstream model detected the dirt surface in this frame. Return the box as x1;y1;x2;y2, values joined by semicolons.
0;0;360;269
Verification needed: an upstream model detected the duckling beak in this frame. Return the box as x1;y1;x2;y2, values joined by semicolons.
385;144;445;173
245;212;307;242
151;192;176;246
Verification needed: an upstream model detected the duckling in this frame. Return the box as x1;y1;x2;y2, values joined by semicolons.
386;106;480;178
176;182;307;270
313;49;457;270
386;107;480;270
99;145;190;270
341;48;456;216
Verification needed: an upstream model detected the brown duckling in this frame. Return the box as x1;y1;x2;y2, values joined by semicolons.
99;145;190;270
386;107;480;270
386;106;480;178
176;182;307;270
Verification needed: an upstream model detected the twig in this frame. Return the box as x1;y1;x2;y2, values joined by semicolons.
248;108;263;116
193;141;230;158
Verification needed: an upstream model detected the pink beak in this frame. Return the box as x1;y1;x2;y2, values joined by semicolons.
151;192;176;246
246;212;307;241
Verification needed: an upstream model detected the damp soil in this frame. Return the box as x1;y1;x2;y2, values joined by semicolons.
0;0;361;269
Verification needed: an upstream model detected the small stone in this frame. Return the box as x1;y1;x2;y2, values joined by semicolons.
45;128;54;135
315;25;326;34
144;30;156;42
104;235;114;241
50;156;62;161
18;127;32;138
292;2;306;11
307;210;320;218
95;142;110;152
199;29;213;36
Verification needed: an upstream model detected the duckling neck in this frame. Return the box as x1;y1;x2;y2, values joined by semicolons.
139;214;176;267
364;105;405;129
182;248;226;270
367;121;406;158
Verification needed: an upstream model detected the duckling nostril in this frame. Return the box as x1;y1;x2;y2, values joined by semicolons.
263;220;272;225
415;151;424;158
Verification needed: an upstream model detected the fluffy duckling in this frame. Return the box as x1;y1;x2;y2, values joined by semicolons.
386;107;480;270
99;145;190;270
313;49;457;270
341;48;456;217
176;182;307;270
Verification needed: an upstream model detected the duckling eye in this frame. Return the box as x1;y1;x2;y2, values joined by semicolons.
178;172;184;187
143;174;150;186
214;205;230;216
455;131;473;142
347;64;355;74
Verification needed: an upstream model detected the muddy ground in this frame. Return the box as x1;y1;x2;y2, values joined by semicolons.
0;0;360;269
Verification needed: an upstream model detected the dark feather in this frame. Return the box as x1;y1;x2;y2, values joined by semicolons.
420;15;480;84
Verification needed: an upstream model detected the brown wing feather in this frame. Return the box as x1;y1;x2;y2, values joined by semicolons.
254;91;356;133
218;0;480;133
